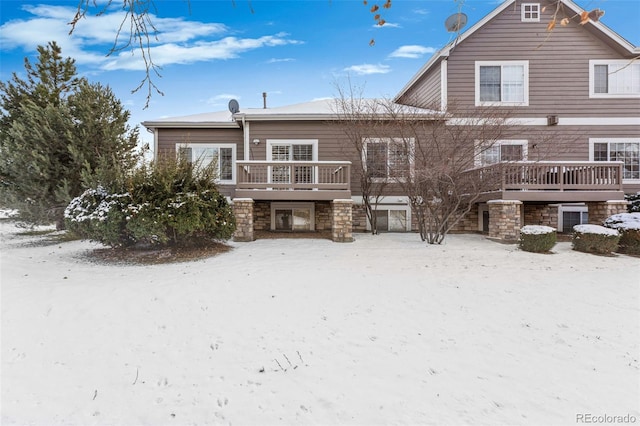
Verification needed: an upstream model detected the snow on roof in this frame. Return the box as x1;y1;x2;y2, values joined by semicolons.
142;98;439;128
141;110;236;128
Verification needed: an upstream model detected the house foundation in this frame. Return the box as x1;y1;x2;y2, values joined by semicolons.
487;200;522;241
331;199;354;242
232;198;254;242
586;200;629;225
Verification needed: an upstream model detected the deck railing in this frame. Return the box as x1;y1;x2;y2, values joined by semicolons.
466;161;624;193
236;161;351;191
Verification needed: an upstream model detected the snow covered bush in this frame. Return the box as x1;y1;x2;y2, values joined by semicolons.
519;225;557;253
572;224;620;255
65;158;236;248
626;192;640;213
64;186;133;247
603;212;640;255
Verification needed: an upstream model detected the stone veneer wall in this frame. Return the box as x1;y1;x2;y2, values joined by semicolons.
450;205;480;232
232;198;254;242
586;200;629;225
253;201;270;231
331;199;353;242
523;204;558;228
352;204;368;232
487;200;522;241
315;201;332;231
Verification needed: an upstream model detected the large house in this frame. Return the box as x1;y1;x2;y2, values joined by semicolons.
142;0;639;242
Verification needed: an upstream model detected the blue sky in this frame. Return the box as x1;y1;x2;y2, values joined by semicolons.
1;0;639;147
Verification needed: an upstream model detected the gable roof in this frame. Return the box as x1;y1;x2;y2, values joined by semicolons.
394;0;640;102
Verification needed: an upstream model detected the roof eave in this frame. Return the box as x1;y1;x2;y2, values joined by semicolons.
142;121;240;129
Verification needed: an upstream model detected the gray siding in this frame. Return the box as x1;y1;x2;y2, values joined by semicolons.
156;128;244;198
398;59;442;109
446;0;638;117
156;128;244;157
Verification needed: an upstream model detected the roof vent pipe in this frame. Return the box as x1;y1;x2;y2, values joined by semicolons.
263;92;267;109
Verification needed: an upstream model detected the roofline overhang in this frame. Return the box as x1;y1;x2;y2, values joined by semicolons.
141;121;240;129
394;0;639;102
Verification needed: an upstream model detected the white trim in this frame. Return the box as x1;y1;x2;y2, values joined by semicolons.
152;128;159;160
270;202;315;231
175;143;237;184
394;0;639;103
474;140;528;167
365;204;412;232
558;204;588;233
266;139;319;161
521;3;540;22
243;119;250;161
589;137;640;183
362;137;415;183
440;59;448;111
449;117;640;126
475;61;529;107
588;59;640;99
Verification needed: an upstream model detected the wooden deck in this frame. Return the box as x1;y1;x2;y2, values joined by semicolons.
467;161;626;202
235;161;352;200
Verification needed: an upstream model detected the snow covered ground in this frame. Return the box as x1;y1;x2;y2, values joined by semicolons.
1;220;639;426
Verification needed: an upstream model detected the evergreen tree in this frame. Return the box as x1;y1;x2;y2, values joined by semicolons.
0;41;141;228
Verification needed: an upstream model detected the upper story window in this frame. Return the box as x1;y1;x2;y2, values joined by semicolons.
476;140;528;167
475;61;529;106
363;138;414;181
177;143;236;184
590;138;639;181
589;60;640;98
521;3;540;22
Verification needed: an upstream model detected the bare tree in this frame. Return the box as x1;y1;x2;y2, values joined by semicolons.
331;85;390;234
373;99;521;244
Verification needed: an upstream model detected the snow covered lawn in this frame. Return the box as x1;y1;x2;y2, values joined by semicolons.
1;221;639;425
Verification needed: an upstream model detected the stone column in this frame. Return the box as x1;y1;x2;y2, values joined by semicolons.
331;199;353;243
232;198;254;242
487;200;523;241
586;200;629;225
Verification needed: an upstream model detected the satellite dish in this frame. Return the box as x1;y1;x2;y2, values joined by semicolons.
444;13;467;32
228;99;240;114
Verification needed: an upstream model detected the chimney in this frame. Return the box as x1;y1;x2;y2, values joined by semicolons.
262;92;267;109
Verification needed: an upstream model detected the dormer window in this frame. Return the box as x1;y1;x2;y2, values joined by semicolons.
521;3;540;22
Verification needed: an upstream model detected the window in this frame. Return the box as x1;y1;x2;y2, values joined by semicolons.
589;60;640;98
590;138;640;180
375;209;408;232
521;3;540;22
271;203;315;231
475;61;529;106
476;140;528;167
364;138;414;181
558;205;588;233
176;143;236;183
267;140;317;185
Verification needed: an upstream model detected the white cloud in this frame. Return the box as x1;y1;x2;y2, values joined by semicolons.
205;93;241;106
373;22;401;29
343;63;391;75
103;34;302;71
266;58;295;64
388;45;436;59
0;5;301;72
